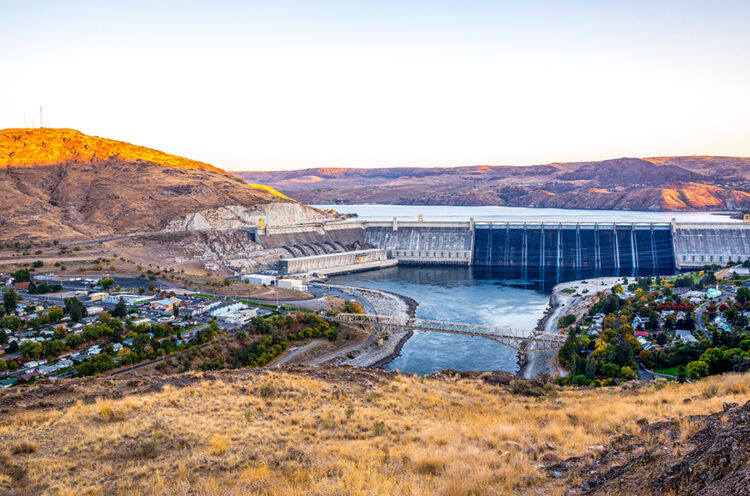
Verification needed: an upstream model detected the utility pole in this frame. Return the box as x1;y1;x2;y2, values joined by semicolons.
40;106;43;128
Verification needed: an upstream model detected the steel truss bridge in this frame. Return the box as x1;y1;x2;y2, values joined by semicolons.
328;313;567;358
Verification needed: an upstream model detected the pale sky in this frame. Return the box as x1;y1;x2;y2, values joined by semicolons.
1;0;749;171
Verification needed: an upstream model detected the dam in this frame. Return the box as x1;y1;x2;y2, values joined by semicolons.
252;217;750;274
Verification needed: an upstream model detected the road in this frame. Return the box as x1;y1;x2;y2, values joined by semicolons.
270;340;323;367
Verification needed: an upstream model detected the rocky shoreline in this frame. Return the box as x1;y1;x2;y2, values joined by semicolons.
327;286;419;368
518;275;626;379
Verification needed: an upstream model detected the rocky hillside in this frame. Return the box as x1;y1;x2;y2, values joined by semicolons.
236;156;750;211
0;128;326;241
0;367;748;495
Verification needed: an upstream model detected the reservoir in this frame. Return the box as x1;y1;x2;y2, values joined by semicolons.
323;205;717;374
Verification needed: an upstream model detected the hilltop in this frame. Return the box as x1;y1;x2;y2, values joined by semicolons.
0;129;324;242
0;367;748;495
235;156;750;211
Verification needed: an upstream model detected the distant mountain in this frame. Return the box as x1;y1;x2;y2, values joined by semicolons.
0;129;325;241
235;156;750;211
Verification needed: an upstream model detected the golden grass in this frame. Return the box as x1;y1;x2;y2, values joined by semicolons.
0;370;748;495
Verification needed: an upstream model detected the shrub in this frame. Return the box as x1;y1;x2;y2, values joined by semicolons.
11;440;37;454
372;421;386;437
258;382;276;398
99;404;126;422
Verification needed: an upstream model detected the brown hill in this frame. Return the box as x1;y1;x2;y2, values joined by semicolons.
235;156;750;211
0;129;323;241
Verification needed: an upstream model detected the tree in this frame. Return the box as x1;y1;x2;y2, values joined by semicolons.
48;306;64;323
112;297;128;318
12;269;30;282
686;360;709;379
64;297;87;322
585;355;596;379
19;341;43;359
0;315;23;332
99;277;115;291
620;366;636;380
736;286;750;304
3;290;19;314
173;303;180;318
677;365;687;383
612;284;624;294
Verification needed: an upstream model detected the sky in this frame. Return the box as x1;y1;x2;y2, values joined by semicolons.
1;0;749;171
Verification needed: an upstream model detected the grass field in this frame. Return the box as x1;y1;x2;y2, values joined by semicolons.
654;366;680;376
1;369;748;495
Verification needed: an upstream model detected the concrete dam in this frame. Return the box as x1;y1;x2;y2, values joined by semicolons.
251;219;750;275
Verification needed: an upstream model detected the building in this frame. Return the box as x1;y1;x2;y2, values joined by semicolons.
209;301;246;317
103;294;153;306
278;279;306;291
89;292;109;301
240;274;277;286
85;306;104;316
150;297;181;313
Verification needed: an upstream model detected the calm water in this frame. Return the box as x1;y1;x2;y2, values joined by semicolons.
329;265;550;375
314;204;738;224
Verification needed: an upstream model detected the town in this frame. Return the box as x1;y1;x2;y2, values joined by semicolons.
0;266;367;388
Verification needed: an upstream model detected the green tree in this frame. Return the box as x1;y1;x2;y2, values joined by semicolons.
19;341;43;359
48;306;64;323
0;315;23;332
736;286;750;304
3;289;19;314
686;360;709;379
585;355;596;379
64;297;87;322
98;277;115;291
612;284;624;294
12;269;30;282
677;365;687;383
112;297;128;318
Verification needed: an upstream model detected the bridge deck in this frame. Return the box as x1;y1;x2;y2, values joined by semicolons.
328;313;566;352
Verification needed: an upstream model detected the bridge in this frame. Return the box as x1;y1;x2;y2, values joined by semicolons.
328;313;567;362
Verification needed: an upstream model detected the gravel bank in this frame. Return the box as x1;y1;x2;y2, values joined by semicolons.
519;276;625;379
328;286;419;368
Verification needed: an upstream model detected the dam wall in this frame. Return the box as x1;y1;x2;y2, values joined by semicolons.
364;222;473;265
252;218;750;272
673;224;750;268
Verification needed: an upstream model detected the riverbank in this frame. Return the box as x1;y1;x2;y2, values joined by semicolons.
328;286;419;368
519;276;624;379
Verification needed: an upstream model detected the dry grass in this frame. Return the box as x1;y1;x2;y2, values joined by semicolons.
11;439;37;455
0;370;748;495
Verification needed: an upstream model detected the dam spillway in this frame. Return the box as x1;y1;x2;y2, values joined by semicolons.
472;223;675;270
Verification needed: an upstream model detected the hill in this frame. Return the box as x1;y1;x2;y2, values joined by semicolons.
0;367;748;495
235;156;750;211
0;129;324;242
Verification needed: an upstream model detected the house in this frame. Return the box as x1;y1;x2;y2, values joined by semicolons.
705;288;722;299
85;306;103;316
150;297;181;313
209;301;246;318
89;292;110;301
13;281;31;291
675;330;698;344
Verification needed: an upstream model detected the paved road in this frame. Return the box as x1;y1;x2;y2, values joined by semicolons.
270;340;323;367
